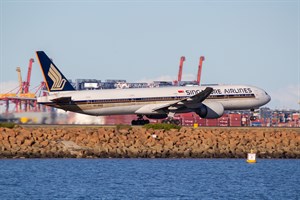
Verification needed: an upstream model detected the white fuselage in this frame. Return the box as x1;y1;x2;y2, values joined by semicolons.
37;84;271;116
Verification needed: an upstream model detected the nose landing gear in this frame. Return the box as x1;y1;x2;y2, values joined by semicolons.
250;109;257;121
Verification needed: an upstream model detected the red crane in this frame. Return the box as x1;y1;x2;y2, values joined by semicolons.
24;58;34;93
177;56;185;85
197;56;205;85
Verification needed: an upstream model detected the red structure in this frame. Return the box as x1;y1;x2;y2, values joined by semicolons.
0;58;47;114
24;58;34;93
177;56;185;85
197;56;205;85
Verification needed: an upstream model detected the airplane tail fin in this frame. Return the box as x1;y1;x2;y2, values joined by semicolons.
36;51;75;92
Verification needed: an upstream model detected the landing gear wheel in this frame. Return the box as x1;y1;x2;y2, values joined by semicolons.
250;116;257;121
173;119;181;125
131;119;150;126
162;118;180;125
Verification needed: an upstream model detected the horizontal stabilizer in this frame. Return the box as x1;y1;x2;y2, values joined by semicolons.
50;97;72;103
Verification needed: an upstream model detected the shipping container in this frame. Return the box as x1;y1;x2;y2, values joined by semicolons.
218;117;229;123
218;117;229;127
219;122;229;127
230;122;241;127
179;113;196;126
229;113;241;120
182;119;194;126
206;119;218;126
195;118;206;126
251;121;262;127
292;113;299;121
178;113;194;118
229;113;242;127
241;114;249;126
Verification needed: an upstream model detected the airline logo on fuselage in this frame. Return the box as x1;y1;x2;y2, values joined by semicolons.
185;87;253;96
48;64;66;90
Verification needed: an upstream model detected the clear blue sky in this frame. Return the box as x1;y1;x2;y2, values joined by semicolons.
0;0;299;109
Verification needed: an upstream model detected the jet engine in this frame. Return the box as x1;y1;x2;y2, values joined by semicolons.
146;114;168;119
195;102;224;119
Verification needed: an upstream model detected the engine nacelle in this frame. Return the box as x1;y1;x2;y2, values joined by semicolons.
195;102;224;119
146;114;168;119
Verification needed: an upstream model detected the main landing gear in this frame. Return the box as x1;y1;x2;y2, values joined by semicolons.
161;112;181;125
131;115;150;125
131;113;181;126
161;117;181;125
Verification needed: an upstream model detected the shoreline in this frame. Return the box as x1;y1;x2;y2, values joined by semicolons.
0;126;299;159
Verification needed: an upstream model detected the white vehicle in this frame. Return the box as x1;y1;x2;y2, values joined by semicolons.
36;51;271;125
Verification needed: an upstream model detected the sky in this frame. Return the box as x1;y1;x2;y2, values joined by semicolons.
0;0;299;110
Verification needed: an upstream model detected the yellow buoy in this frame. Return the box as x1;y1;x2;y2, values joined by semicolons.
247;149;257;163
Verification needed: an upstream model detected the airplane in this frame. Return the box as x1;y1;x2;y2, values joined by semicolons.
35;51;271;125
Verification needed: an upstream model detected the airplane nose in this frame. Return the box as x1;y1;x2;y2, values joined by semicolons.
268;94;271;102
265;93;271;104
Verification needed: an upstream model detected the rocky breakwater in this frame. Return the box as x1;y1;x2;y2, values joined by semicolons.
0;126;299;158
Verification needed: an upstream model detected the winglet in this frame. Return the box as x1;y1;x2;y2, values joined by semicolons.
197;87;213;102
36;51;75;92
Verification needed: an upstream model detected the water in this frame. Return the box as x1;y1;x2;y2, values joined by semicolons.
0;159;299;200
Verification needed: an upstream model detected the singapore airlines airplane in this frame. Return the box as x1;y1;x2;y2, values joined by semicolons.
36;51;271;125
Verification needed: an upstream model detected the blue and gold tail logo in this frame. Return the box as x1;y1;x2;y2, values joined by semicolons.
48;64;67;90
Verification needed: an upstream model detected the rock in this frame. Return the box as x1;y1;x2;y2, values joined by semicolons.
40;140;49;147
2;140;11;149
23;139;35;147
0;126;299;158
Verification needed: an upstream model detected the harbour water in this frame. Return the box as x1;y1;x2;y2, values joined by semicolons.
0;159;299;199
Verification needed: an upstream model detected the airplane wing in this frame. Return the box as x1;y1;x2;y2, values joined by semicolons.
153;87;213;112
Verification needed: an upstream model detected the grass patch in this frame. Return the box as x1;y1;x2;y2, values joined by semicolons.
0;122;16;129
143;123;181;131
116;124;132;131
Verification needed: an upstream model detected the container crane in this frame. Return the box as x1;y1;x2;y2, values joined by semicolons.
0;57;42;114
177;56;185;85
16;67;23;94
19;58;35;98
197;56;205;85
24;58;34;94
